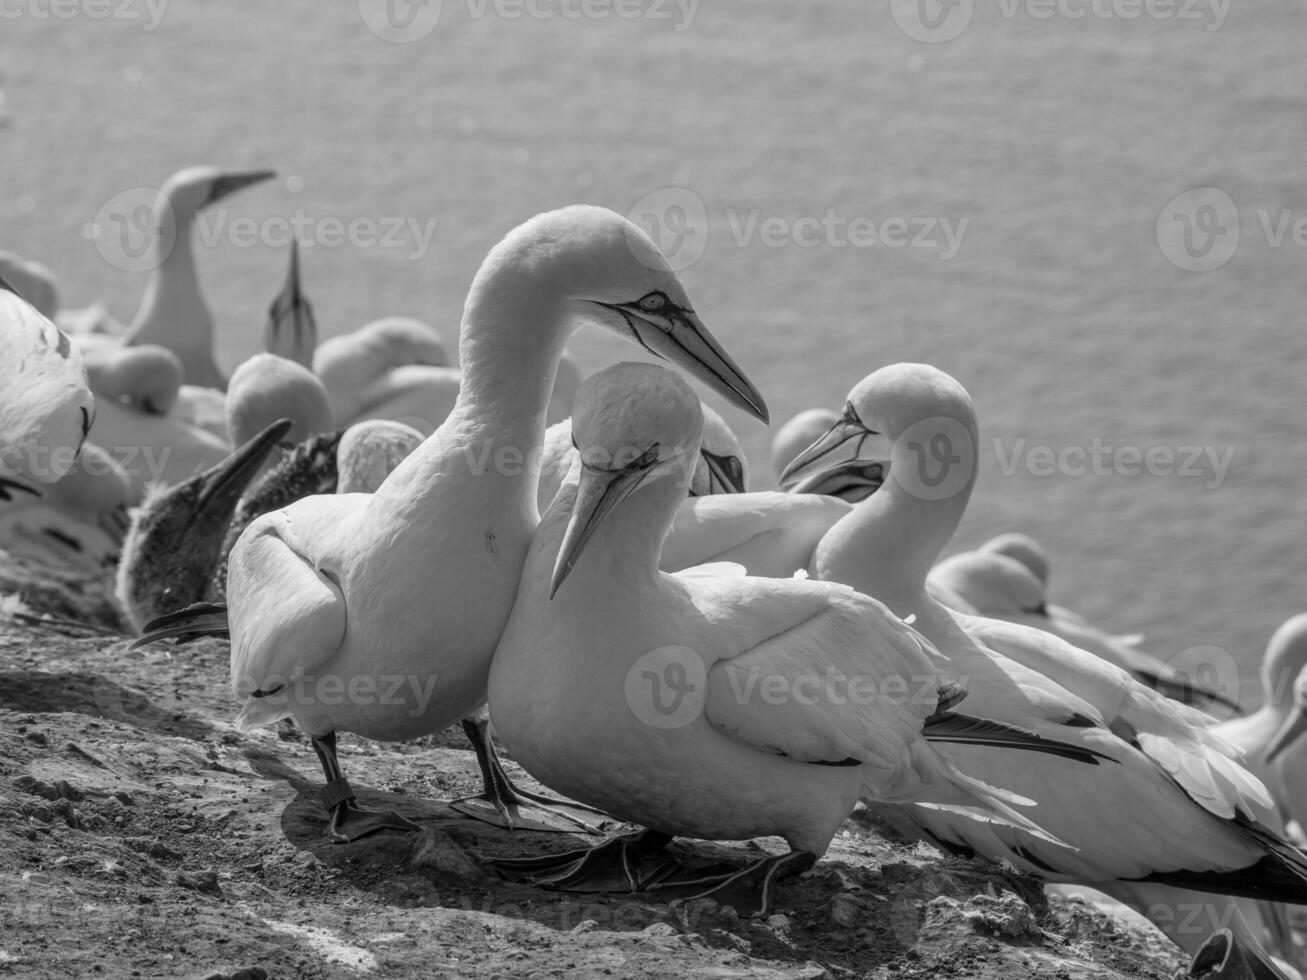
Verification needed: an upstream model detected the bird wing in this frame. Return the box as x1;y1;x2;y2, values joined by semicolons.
226;494;354;728
697;578;939;774
660;491;851;577
958;612;1273;823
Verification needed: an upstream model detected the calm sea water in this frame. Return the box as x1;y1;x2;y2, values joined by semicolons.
4;0;1304;708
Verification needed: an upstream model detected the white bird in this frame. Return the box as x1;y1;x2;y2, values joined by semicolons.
928;549;1242;714
224;205;769;844
775;407;885;502
488;362;1102;914
225;353;334;463
770;408;837;483
313;316;453;429
0;280;94;486
120;166;277;390
780;363;1307;971
0;443;134;574
535;401;748;514
263;240;316;369
315;317;582;435
1244;615;1307;826
0;250;58;318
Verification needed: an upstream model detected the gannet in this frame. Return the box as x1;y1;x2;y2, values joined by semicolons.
223;205;769;844
535;402;748;514
1246;616;1307;818
313;317;451;426
120;166;277;389
488;362;1103;914
978;532;1147;647
0;444;134;574
928;549;1241;714
315;320;580;436
225;353;334;461
0;250;58;318
75;336;184;416
770;408;838;482
781;363;1307;970
979;531;1051;587
263;240;316;369
0;280;94;485
115;419;292;633
779;407;887;503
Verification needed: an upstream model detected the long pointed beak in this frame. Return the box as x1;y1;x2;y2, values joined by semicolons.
1265;704;1307;764
787;458;886;502
619;305;769;424
265;239;317;368
196;417;293;512
206;169;277;206
699;449;747;495
550;463;650;599
778;415;881;490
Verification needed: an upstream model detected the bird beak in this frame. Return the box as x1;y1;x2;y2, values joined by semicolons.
205;169;277;206
601;302;769;424
778;412;887;491
550;463;651;599
698;449;747;495
195;417;294;512
265;239;317;368
786;458;886;502
1265;704;1307;764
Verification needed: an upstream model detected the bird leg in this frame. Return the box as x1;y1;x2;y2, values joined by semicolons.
311;732;421;843
648;850;818;917
449;717;614;835
489;828;679;892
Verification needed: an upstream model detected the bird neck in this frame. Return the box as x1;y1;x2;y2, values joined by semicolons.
812;443;974;623
382;267;569;516
129;216;211;354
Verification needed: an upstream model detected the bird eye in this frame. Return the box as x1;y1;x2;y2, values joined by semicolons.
842;402;861;426
727;457;743;483
637;292;667;313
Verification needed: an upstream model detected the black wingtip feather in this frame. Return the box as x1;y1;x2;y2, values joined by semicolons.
923;711;1114;766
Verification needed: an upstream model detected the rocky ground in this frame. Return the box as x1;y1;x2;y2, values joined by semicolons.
0;553;1193;979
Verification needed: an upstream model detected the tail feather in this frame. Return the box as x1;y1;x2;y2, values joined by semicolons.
923;711;1113;766
921;761;1073;852
129;601;230;648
